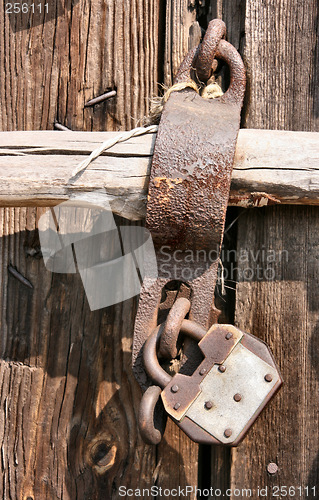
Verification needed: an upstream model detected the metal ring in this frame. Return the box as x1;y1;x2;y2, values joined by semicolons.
139;385;167;445
174;34;245;106
215;39;246;105
158;297;191;360
143;320;207;389
195;19;226;82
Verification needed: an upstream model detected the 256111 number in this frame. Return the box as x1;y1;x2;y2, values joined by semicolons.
5;3;49;14
272;486;317;497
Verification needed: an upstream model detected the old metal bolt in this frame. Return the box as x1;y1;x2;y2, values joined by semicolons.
265;374;273;383
224;428;232;438
174;403;181;410
234;393;242;402
225;332;233;340
199;368;207;376
204;401;213;410
267;462;278;475
218;365;226;373
171;384;179;393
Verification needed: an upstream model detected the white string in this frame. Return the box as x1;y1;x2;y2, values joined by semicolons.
71;125;158;179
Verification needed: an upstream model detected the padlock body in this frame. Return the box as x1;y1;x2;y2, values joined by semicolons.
161;324;283;446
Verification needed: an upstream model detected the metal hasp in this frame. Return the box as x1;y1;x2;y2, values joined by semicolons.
133;19;283;445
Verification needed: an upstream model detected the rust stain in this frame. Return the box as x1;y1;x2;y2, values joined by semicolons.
229;192;281;208
153;176;184;189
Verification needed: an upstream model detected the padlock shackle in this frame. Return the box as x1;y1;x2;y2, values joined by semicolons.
139;385;167;445
143;325;171;388
143;320;206;389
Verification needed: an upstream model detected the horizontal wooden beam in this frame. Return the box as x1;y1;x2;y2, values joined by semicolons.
0;129;318;220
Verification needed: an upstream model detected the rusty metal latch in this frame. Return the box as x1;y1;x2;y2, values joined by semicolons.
133;19;283;446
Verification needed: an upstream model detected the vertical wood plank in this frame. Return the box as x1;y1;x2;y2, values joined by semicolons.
163;0;201;87
0;0;162;131
232;0;319;497
205;0;246;51
0;1;164;497
0;209;157;499
233;206;319;495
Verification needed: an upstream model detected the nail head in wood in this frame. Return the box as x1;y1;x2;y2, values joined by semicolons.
267;462;278;475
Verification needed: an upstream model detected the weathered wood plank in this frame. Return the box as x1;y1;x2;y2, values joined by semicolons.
0;0;164;498
0;0;161;132
0;129;318;218
232;0;319;497
163;0;201;87
233;206;319;497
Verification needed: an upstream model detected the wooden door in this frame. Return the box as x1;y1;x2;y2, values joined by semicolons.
0;0;318;499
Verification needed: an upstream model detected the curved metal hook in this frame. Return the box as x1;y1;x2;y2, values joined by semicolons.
215;39;246;105
158;297;191;360
174;26;246;106
143;321;207;388
139;385;167;445
196;19;226;82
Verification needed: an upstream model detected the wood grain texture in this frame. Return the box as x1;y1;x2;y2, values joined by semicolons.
205;0;246;52
232;0;319;497
1;129;319;214
163;0;201;86
243;0;319;130
0;0;162;132
0;207;160;499
0;0;165;498
233;206;319;497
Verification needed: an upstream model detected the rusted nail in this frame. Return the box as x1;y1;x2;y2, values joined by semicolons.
54;122;70;131
234;393;242;402
199;368;207;376
85;90;117;107
174;403;181;410
218;365;226;373
225;332;233;340
265;374;273;383
8;264;33;289
204;401;213;410
267;462;278;475
171;384;179;393
224;428;232;438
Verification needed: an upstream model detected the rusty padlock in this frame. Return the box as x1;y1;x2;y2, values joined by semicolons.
133;19;283;446
139;298;282;446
